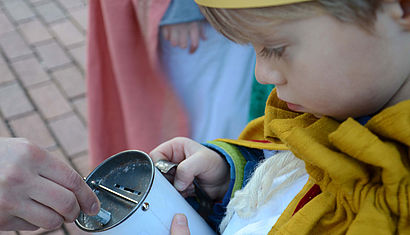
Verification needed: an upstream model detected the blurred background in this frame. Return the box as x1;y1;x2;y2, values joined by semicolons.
0;0;89;234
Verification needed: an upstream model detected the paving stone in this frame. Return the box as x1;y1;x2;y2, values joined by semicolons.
57;0;86;11
0;11;14;35
71;152;91;177
69;44;85;71
35;41;71;69
9;112;55;149
72;96;87;122
35;1;66;24
0;0;92;232
0;82;33;119
2;0;35;22
0;56;15;84
49;113;88;156
18;19;53;44
11;57;49;86
52;66;85;98
50;19;84;47
28;81;72;119
69;7;87;32
0;31;32;60
0;116;11;137
0;0;16;4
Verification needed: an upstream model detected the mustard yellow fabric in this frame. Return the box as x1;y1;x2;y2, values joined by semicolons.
220;89;410;234
194;0;313;8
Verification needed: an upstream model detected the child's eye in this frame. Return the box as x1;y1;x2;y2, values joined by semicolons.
259;46;286;59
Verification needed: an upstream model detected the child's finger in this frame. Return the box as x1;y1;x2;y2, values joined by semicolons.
199;22;206;40
178;27;188;49
188;23;200;53
161;26;170;40
169;27;179;47
150;137;196;164
37;155;100;216
179;184;195;198
28;176;80;223
172;153;205;191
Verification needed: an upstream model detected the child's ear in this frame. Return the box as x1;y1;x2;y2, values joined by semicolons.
399;0;410;29
384;0;410;30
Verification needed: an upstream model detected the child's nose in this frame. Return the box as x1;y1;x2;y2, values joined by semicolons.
255;59;286;86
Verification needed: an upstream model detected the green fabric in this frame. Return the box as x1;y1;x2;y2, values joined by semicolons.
248;72;275;122
207;140;246;198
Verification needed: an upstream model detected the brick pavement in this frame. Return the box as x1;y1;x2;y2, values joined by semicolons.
0;0;90;234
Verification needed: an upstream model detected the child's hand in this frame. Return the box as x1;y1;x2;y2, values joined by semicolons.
0;138;100;231
160;21;206;54
150;137;229;200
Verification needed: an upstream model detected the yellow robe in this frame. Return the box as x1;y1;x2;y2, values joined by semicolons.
218;90;410;234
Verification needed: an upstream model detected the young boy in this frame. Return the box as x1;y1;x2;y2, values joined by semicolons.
149;0;410;234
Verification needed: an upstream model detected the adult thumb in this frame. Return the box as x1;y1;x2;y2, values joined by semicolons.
171;214;190;235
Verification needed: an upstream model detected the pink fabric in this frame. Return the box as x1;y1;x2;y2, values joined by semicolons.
134;0;170;65
87;0;189;167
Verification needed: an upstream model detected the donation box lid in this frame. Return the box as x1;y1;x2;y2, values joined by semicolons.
75;150;154;232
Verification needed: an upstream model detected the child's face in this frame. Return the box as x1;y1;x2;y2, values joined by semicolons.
252;13;408;120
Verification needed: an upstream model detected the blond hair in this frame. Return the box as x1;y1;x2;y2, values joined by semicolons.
199;0;382;44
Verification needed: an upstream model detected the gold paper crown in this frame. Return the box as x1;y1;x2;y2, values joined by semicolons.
195;0;313;8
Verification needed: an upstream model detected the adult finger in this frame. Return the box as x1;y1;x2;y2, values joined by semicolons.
28;176;80;222
170;214;190;235
14;200;64;230
37;154;100;216
0;216;39;231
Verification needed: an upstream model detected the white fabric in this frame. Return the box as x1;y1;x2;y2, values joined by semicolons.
160;22;255;142
222;151;309;235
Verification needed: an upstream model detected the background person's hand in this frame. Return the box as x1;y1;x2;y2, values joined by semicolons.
0;138;100;231
170;214;190;235
161;21;206;53
150;137;230;200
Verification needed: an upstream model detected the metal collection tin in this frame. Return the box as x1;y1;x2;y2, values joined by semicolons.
75;150;215;234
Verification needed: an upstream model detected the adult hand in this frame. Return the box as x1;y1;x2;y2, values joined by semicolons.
150;137;230;200
170;214;190;235
161;21;206;53
0;138;100;231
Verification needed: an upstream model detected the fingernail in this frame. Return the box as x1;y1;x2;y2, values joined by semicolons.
90;202;100;215
175;214;187;225
174;180;186;191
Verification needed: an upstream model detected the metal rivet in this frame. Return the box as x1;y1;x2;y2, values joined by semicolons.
142;202;149;211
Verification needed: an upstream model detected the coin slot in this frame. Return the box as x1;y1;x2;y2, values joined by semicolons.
114;184;142;195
